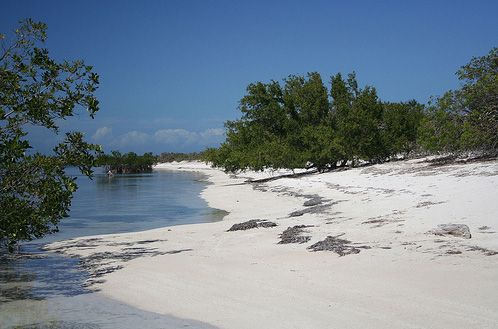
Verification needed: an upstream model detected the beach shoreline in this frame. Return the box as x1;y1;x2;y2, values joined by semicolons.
45;157;498;328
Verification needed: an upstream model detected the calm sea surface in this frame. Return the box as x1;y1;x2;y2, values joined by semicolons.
0;168;224;328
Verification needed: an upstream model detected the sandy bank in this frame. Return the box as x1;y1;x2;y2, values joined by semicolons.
46;158;498;328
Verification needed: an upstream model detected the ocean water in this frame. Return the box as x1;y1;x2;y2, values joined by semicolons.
0;168;225;328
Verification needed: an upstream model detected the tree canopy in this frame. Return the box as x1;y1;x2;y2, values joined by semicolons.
96;151;157;174
0;19;101;251
419;47;498;154
206;72;423;172
207;48;497;173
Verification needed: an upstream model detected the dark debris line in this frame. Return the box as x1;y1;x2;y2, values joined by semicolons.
278;225;312;244
227;219;277;231
308;235;371;256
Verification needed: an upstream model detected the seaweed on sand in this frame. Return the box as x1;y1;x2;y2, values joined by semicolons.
278;225;313;244
307;235;369;256
227;219;277;232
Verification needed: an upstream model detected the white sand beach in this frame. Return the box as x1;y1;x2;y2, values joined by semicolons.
46;157;498;328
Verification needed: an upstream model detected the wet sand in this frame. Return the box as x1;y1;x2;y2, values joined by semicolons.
0;292;218;328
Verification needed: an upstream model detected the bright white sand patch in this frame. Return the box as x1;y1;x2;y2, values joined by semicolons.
46;158;498;329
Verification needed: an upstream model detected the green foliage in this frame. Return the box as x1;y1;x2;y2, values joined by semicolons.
96;151;157;174
207;73;334;172
418;106;479;153
207;48;498;173
300;124;340;170
419;47;498;153
331;72;386;164
0;19;101;251
206;71;427;173
382;100;424;156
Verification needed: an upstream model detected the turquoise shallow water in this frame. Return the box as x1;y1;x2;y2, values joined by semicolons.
0;168;224;328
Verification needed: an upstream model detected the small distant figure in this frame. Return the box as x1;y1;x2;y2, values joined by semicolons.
106;170;114;178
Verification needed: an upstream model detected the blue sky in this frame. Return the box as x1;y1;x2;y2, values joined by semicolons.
2;0;497;154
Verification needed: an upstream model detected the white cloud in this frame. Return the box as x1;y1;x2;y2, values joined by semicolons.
153;128;225;146
199;128;224;140
154;129;198;145
91;127;113;142
95;127;226;153
117;131;151;147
